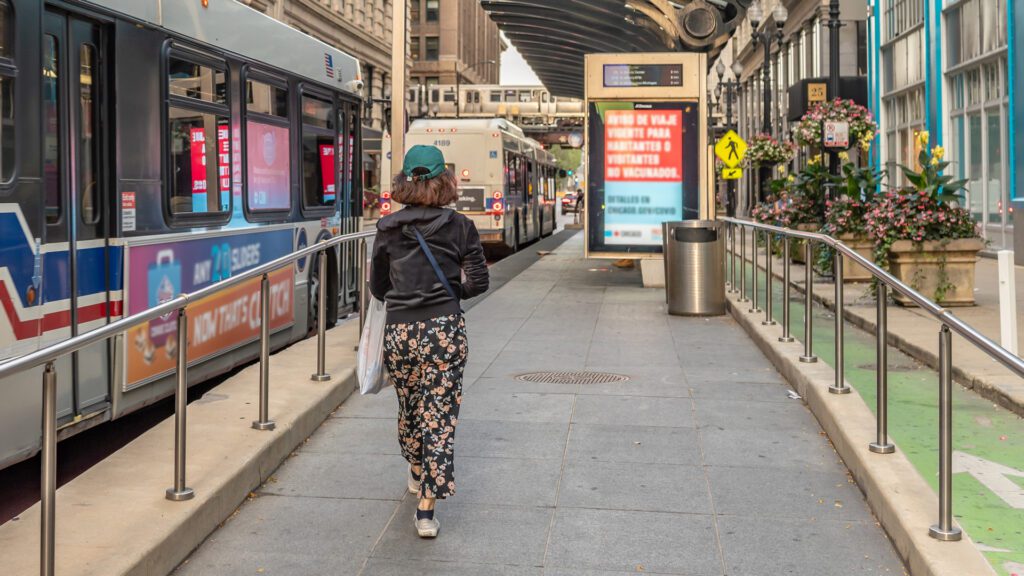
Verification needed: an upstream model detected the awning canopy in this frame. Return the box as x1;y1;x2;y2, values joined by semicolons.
481;0;749;99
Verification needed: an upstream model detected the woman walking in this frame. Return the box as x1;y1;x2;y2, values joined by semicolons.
369;145;489;538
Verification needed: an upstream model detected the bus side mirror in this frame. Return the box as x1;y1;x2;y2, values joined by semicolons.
558;169;567;178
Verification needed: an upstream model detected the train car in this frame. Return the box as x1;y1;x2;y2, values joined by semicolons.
404;118;558;254
407;84;585;127
0;0;365;470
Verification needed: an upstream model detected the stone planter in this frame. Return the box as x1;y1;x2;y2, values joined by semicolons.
888;238;984;306
788;223;821;264
837;234;875;283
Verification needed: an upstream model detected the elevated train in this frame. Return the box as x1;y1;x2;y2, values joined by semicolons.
407;84;584;129
0;0;366;470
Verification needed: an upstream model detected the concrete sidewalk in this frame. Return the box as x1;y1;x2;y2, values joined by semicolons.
175;233;905;576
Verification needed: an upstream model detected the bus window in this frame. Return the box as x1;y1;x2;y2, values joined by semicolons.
167;54;231;217
301;93;337;209
79;43;99;224
44;34;60;223
0;0;13;183
245;78;290;212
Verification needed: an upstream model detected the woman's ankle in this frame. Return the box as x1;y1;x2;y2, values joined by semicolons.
417;497;436;511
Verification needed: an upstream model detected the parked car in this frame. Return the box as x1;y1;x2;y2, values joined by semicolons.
561;192;578;215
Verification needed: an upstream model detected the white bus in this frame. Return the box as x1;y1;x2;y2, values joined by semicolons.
405;119;558;254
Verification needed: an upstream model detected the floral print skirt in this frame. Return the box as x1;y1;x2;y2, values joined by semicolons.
383;314;468;499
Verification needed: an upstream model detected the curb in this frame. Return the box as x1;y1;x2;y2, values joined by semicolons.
0;321;360;576
726;294;997;576
741;251;1024;418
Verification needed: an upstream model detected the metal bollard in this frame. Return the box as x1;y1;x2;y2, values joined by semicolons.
829;252;850;394
311;250;331;382
800;240;818;363
41;362;57;576
738;226;749;302
929;325;962;541
253;275;276;431
869;283;895;454
749;230;761;313
780;236;794;342
167;308;195;500
763;232;776;326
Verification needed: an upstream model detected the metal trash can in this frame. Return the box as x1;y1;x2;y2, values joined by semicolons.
662;220;726;316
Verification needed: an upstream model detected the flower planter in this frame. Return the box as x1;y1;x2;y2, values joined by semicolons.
837;234;875;283
788;223;821;264
887;238;984;306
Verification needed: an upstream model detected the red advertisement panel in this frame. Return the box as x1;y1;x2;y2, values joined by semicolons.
246;121;291;210
319;144;336;202
604;109;683;182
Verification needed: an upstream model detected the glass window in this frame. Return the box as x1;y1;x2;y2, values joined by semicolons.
247;79;288;117
302;132;336;208
168;109;231;215
426;0;439;21
301;94;334;129
80;44;100;224
945;6;960;66
489;91;501;103
986;110;1003;224
168;58;227;104
443;90;455;102
44;34;61;224
411;37;421;61
0;0;10;59
425;36;439;61
411;0;420;22
246;121;291;211
0;0;13;183
968;113;983;221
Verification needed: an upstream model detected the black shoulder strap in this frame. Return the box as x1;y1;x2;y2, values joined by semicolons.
412;227;458;300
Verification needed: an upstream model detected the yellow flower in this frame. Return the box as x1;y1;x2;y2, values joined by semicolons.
837;151;850;162
930;157;939;166
776;165;787;176
917;130;930;147
808;155;821;166
932;146;945;160
786;175;795;183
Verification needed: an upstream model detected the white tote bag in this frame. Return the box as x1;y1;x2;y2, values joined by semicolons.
356;297;390;394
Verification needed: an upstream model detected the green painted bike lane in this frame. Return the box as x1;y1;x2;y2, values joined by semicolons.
731;256;1024;576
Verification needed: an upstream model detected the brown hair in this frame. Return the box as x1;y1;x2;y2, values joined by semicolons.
391;169;458;207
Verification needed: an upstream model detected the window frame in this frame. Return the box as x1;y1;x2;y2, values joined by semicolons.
298;85;340;217
0;0;15;188
242;66;292;220
163;43;233;227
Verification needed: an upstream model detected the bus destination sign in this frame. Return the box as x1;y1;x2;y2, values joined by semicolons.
603;64;683;88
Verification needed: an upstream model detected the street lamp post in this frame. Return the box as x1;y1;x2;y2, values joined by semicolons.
455;59;496;118
716;60;745;217
748;1;788;203
825;0;843;198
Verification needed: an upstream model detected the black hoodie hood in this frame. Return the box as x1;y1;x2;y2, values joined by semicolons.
376;205;455;239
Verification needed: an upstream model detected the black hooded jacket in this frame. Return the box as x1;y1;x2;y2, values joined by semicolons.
369;206;489;324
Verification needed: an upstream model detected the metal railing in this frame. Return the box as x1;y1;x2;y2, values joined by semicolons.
722;217;1024;542
0;229;375;576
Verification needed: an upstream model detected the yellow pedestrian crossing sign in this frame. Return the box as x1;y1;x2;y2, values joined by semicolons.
721;167;743;180
714;130;747;168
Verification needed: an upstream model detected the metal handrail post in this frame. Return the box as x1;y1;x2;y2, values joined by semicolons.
830;252;850;394
749;229;761;313
870;283;895;454
763;232;776;325
780;236;794;342
739;226;748;302
311;251;331;382
930;325;963;541
41;362;57;576
728;223;737;293
166;309;195;500
800;240;817;363
253;275;276;431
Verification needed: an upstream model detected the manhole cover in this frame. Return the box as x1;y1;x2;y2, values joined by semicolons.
516;371;630;385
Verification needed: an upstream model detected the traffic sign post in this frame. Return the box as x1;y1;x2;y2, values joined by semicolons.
823;120;850;149
714;130;747;168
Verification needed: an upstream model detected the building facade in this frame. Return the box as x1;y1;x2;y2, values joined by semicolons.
409;0;503;89
869;0;1017;252
239;0;395;191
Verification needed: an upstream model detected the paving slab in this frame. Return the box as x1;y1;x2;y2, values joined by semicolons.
172;233;904;576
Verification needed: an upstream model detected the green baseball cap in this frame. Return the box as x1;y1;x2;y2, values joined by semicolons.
403;145;447;181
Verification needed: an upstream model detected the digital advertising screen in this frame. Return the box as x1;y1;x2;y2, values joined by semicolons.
587;101;700;253
603;64;683;88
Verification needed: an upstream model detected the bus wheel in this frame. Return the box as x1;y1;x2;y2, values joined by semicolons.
307;252;338;336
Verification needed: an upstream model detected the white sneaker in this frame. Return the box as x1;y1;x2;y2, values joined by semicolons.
415;512;439;538
408;465;419;495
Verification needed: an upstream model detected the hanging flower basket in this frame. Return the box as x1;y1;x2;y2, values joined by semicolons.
744;134;795;167
792;98;878;150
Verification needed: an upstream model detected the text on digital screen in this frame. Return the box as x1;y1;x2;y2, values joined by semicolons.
603;64;683;88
